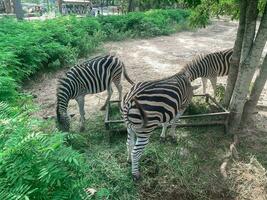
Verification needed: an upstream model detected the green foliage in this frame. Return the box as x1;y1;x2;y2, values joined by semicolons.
183;0;201;8
215;84;226;102
0;103;90;200
98;9;190;39
189;0;266;27
0;103;92;200
189;0;212;28
0;9;190;102
259;0;267;15
0;17;102;103
189;0;239;27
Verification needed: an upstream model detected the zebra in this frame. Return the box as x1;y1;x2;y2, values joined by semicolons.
121;72;195;180
182;48;233;96
56;55;134;132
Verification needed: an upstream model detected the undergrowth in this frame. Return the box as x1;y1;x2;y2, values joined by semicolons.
0;102;91;200
67;111;234;200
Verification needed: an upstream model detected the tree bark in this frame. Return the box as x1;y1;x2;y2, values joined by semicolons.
58;0;62;14
4;0;12;13
240;0;258;62
13;0;24;20
241;54;267;124
223;0;247;107
128;0;134;12
228;2;267;134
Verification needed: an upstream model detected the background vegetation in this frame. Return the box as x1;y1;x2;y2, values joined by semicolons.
0;9;190;102
0;9;192;199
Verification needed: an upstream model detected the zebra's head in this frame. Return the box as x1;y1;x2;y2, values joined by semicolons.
56;105;70;132
56;77;72;132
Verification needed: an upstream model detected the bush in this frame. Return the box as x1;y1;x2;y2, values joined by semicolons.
0;103;90;200
98;9;190;39
0;9;190;103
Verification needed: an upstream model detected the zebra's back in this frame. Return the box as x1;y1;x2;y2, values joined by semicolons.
183;48;233;81
121;74;193;134
65;55;123;96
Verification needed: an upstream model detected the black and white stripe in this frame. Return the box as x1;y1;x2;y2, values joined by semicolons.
56;55;134;132
182;48;233;95
121;72;194;180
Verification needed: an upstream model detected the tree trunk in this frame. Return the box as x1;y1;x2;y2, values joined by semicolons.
128;0;134;12
228;2;267;134
4;0;12;13
240;0;258;62
223;0;247;107
58;0;62;14
13;0;24;20
241;54;267;124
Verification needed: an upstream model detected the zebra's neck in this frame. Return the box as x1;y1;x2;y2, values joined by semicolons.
56;90;71;116
180;60;201;81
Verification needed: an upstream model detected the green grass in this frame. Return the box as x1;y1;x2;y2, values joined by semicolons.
68;98;266;200
64;110;234;200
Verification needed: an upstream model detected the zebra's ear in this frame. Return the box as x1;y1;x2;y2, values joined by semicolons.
192;85;201;90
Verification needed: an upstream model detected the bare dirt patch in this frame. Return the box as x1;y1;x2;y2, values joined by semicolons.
23;19;267;124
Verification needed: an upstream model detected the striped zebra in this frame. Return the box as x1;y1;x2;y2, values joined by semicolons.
56;55;134;132
121;72;195;180
182;48;233;96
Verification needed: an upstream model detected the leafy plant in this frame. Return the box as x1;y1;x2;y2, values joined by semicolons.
0;103;90;200
0;9;191;103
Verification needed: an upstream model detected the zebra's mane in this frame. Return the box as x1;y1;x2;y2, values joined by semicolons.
73;53;118;68
182;53;205;70
180;48;233;76
56;77;71;97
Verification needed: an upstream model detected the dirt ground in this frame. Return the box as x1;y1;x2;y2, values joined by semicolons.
23;19;267;130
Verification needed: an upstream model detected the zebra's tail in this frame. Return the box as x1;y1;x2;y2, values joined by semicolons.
122;63;134;85
132;98;147;128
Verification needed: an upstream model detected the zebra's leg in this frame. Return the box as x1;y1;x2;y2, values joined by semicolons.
132;135;150;181
210;77;217;97
76;95;85;132
126;127;135;163
201;77;208;94
114;80;123;102
100;86;113;111
169;109;186;142
160;123;168;142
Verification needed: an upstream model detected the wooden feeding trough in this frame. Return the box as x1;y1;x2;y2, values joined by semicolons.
104;94;230;133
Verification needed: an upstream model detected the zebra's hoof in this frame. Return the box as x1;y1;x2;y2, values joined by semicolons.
132;172;141;181
100;106;106;111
